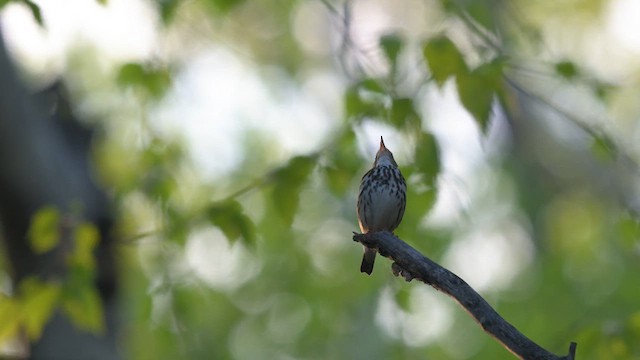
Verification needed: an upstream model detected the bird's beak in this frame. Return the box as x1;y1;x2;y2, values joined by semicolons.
380;136;386;150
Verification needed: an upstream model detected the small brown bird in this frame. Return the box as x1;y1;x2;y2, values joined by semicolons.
356;136;407;275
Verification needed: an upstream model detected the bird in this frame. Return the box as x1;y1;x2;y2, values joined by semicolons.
356;136;407;275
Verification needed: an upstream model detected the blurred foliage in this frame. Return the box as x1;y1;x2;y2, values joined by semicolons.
0;214;104;343
207;200;256;245
423;36;468;88
270;155;317;227
379;33;403;70
455;59;504;133
27;206;61;254
554;60;580;81
423;34;505;133
18;277;60;340
117;62;173;100
0;0;43;25
1;0;640;359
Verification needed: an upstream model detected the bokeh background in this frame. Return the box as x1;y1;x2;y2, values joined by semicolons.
0;0;639;359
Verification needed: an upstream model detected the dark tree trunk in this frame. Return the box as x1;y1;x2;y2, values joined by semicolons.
0;29;120;360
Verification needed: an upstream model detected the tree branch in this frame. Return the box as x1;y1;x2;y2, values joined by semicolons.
353;231;577;360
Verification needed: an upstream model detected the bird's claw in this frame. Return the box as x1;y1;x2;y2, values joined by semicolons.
391;262;414;282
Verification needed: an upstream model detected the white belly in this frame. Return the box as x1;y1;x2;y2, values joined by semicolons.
358;185;404;232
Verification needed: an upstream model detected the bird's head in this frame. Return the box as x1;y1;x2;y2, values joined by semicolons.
374;136;398;168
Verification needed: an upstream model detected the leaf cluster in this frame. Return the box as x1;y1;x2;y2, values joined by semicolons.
0;207;105;343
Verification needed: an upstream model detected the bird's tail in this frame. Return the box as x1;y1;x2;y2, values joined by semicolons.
360;247;376;275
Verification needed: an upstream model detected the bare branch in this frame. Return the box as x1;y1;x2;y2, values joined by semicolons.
353;231;577;360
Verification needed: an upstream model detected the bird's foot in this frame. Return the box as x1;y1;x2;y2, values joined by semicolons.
391;262;414;282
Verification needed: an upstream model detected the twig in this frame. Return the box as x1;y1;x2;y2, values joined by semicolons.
504;75;640;176
353;231;577;360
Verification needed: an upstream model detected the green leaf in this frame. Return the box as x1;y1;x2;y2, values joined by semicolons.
21;0;44;27
205;0;245;14
617;213;640;250
0;296;21;343
117;62;172;99
358;78;385;94
68;223;100;270
465;1;496;34
140;139;182;202
142;138;184;167
394;287;411;312
414;132;440;186
555;60;579;81
19;277;61;340
423;36;467;88
444;0;497;34
323;165;351;197
207;200;256;245
344;84;382;121
591;135;615;162
143;170;177;203
379;33;403;68
158;0;180;23
28;206;61;254
344;86;360;119
456;60;503;133
398;182;437;235
456;72;492;132
62;285;104;334
411;187;437;219
592;80;614;101
165;205;191;245
323;129;360;196
389;97;420;129
271;156;316;226
62;239;101;338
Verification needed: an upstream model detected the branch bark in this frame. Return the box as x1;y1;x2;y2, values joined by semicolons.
353;231;577;360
